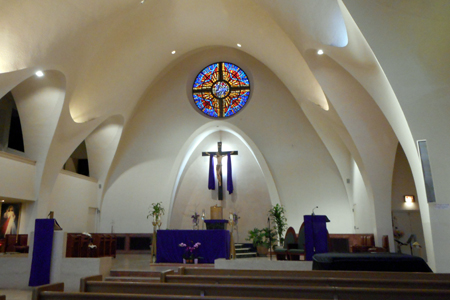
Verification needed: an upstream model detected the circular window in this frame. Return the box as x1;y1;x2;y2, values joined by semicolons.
192;62;250;118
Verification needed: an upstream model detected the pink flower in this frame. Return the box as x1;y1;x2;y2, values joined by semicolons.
179;243;186;247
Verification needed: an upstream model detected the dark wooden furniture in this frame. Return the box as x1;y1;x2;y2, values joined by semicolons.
176;266;450;280
288;223;306;260
159;271;450;290
329;234;375;253
78;275;450;300
115;233;152;254
66;233;117;258
274;226;296;260
2;234;28;253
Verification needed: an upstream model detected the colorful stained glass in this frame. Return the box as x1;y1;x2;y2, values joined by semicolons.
192;62;250;118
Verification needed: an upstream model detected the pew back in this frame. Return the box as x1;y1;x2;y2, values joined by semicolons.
162;274;450;290
177;267;450;281
34;282;302;300
81;279;450;300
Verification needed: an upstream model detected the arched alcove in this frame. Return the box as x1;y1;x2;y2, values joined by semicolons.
0;92;25;154
63;140;89;176
170;130;272;243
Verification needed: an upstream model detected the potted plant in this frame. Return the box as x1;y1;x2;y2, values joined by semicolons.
246;227;277;256
147;202;165;225
269;204;288;246
179;241;201;264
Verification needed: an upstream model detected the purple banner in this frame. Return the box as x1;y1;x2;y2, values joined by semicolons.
227;152;233;194
208;154;215;190
29;219;54;286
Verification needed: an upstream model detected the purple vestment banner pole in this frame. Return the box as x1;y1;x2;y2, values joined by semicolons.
227;152;233;194
208;154;215;190
29;219;54;286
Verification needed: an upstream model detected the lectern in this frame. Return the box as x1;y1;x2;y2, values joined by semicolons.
304;215;330;261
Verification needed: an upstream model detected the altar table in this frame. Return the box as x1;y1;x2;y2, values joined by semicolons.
156;230;230;263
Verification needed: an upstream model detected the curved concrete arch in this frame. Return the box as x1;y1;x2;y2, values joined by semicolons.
165;121;280;226
84;114;125;210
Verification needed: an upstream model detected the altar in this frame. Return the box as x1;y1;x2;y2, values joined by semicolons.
156;230;230;263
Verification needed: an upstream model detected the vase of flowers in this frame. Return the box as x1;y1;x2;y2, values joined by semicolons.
179;241;201;263
192;212;200;230
147;202;165;229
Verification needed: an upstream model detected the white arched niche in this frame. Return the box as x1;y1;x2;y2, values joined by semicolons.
166;122;280;242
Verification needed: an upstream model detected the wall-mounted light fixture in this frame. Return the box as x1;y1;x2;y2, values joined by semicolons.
404;195;415;203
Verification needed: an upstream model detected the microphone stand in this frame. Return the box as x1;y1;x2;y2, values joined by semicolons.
268;216;272;261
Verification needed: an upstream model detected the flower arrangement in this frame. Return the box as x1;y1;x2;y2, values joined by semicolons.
233;213;240;225
179;241;201;260
192;212;200;225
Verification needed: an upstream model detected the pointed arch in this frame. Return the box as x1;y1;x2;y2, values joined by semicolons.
165;121;280;225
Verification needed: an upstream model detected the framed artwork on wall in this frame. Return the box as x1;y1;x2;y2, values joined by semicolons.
0;203;21;239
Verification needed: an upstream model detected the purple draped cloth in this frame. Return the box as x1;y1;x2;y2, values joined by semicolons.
156;230;230;263
208;154;215;190
29;219;54;286
227;152;233;194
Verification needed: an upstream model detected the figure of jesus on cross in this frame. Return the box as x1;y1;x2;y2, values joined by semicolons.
202;142;238;200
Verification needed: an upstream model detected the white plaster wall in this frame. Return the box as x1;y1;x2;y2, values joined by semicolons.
171;132;272;243
100;47;353;234
391;144;419;212
351;160;374;234
48;172;98;233
343;0;450;272
0;154;35;200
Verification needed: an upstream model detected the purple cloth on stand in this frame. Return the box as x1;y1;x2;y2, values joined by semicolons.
208;154;215;190
156;230;230;263
204;220;229;224
29;219;54;286
227;152;233;194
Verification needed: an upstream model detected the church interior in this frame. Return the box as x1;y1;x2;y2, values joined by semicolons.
1;0;450;292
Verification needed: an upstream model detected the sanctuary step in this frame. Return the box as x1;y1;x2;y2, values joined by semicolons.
108;263;215;282
235;243;257;259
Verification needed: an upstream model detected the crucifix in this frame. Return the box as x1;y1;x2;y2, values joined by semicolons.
202;142;238;200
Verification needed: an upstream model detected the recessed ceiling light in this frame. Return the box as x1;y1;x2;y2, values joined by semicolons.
171;50;176;54
140;0;145;4
237;43;242;48
36;70;44;77
317;49;324;55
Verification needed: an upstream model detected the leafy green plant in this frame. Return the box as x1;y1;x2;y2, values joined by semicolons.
269;204;288;246
147;202;165;219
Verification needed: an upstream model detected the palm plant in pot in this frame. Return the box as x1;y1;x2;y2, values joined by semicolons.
246;227;277;256
269;204;288;247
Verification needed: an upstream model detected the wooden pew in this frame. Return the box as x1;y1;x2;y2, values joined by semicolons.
161;272;450;290
33;282;316;300
0;294;5;300
177;266;450;281
80;275;450;300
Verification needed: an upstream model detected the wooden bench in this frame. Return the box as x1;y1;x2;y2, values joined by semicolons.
32;282;319;300
177;266;450;281
160;271;450;290
0;295;5;300
80;275;450;300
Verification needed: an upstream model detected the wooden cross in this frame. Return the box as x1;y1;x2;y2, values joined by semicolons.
202;142;238;200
